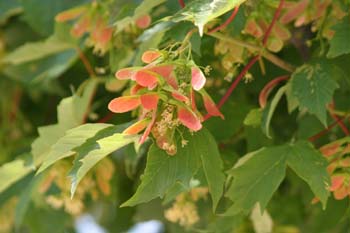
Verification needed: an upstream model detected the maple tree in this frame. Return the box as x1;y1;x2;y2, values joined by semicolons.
1;0;350;232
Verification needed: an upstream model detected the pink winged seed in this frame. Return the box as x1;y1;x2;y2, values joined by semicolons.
172;91;189;102
139;110;157;144
141;50;161;64
177;106;202;131
123;119;150;135
330;175;345;191
108;96;141;113
135;14;152;29
202;93;224;119
191;67;206;91
134;70;158;88
140;93;159;110
148;65;177;89
115;68;135;80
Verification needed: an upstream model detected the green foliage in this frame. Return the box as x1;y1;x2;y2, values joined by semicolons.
20;0;87;36
69;128;138;197
0;156;34;193
226;141;330;214
261;86;286;138
31;79;97;164
3;36;75;65
37;123;112;173
290;60;339;126
122;128;225;210
327;17;350;58
172;0;248;35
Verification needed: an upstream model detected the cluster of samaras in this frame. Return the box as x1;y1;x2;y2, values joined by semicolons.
55;2;151;55
320;140;350;200
108;50;223;155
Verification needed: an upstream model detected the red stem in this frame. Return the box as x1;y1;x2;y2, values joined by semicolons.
208;6;240;34
329;102;350;136
308;116;348;142
218;55;259;109
76;47;96;77
204;0;285;121
203;55;259;121
262;0;285;46
98;112;114;123
259;75;289;108
178;0;185;8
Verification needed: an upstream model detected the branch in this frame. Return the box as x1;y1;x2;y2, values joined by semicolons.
259;75;289;108
329;102;350;136
204;0;287;121
208;32;295;72
178;0;185;8
76;47;96;77
208;6;240;34
98;112;114;123
308;116;349;142
262;0;285;46
9;86;22;123
203;55;259;121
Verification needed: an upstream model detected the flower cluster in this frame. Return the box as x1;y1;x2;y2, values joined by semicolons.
164;187;208;228
108;50;223;155
320;140;350;200
39;159;115;215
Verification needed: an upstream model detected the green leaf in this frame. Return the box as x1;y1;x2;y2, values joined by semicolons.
69;126;138;197
0;156;35;193
2;36;75;65
205;100;250;141
261;86;286;138
0;0;22;24
37;123;112;173
286;141;330;206
244;108;262;127
172;0;248;36
199;129;226;210
3;50;77;84
285;82;299;113
14;172;45;228
226;146;287;215
122;128;225;210
225;141;330;214
327;17;350;58
290;60;339;126
31;79;97;165
121;135;200;207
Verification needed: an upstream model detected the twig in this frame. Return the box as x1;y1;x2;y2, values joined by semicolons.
217;55;259;109
208;6;240;34
308;116;348;142
329;102;350;136
204;0;286;121
203;55;259;121
208;32;295;72
259;75;289;108
98;112;114;123
262;0;285;46
76;47;96;77
9;86;22;123
179;0;185;8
